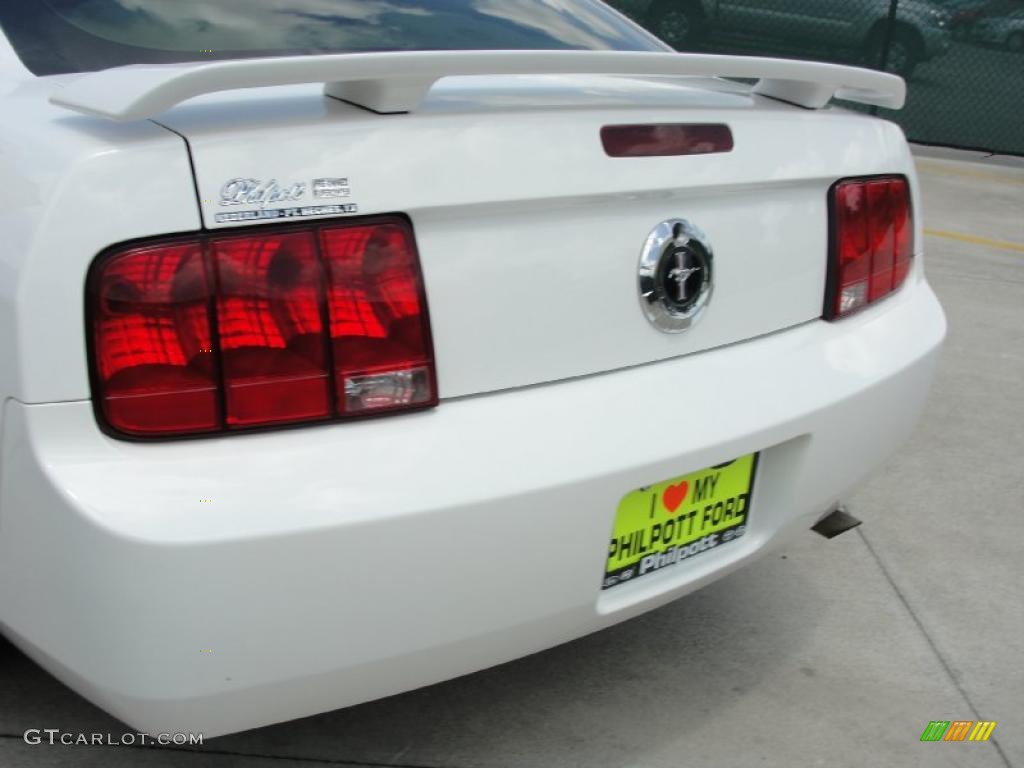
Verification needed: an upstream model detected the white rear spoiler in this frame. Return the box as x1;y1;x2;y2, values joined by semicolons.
49;49;905;122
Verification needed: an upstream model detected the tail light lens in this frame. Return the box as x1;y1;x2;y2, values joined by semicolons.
92;243;220;435
321;223;434;415
214;231;331;428
826;176;913;319
88;217;437;438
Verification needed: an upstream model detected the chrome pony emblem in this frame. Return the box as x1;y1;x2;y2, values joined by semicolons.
666;256;703;304
638;219;714;333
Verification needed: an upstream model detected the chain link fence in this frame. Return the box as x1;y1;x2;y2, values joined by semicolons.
609;0;1024;155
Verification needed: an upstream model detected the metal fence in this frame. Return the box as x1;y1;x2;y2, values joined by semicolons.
609;0;1024;156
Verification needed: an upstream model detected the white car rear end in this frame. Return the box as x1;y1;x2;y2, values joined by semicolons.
0;0;944;737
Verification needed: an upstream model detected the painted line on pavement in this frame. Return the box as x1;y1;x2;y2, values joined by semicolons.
915;160;1024;186
924;229;1024;254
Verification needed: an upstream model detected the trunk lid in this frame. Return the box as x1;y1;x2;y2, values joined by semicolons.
156;75;910;399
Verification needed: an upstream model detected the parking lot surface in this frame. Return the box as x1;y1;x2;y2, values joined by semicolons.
1;148;1022;767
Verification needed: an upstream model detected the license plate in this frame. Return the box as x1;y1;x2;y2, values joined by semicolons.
602;454;759;590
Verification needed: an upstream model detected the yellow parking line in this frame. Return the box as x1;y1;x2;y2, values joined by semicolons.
915;160;1024;186
924;228;1024;254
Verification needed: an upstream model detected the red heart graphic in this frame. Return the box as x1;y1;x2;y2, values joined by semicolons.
662;481;689;514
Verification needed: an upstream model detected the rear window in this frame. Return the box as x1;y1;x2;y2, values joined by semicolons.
0;0;664;76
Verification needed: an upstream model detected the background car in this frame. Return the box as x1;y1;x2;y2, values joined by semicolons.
933;0;988;38
971;6;1024;48
624;0;952;77
936;0;1024;39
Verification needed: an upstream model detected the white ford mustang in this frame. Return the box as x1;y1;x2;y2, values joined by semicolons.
0;0;945;738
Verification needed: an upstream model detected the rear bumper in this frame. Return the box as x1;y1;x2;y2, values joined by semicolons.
0;275;945;737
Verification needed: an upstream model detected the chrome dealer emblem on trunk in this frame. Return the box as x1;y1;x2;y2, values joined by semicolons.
638;219;714;333
219;178;306;208
214;176;359;224
312;178;351;199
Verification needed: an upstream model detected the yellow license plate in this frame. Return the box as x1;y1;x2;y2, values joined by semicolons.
602;454;759;590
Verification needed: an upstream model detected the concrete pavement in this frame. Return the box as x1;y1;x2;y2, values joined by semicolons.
2;148;1021;767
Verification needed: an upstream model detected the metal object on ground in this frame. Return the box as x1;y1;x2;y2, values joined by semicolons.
812;506;863;538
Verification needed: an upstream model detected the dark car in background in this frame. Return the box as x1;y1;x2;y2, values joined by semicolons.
936;0;991;39
971;5;1024;49
936;0;1024;40
613;0;952;77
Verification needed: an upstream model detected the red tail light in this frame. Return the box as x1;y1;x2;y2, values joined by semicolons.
89;217;436;438
321;222;434;415
826;176;913;320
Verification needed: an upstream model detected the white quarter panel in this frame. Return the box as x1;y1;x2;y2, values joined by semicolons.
0;78;200;404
